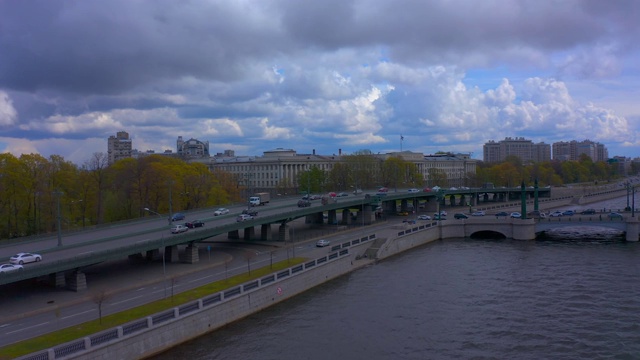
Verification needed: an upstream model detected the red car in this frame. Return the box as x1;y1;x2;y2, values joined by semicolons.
378;187;388;193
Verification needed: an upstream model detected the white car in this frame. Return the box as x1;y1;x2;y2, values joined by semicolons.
549;211;564;217
0;263;24;274
316;239;331;247
510;212;522;218
417;215;431;220
9;253;42;265
236;214;253;222
214;208;229;216
170;224;188;234
472;211;485;216
407;188;420;193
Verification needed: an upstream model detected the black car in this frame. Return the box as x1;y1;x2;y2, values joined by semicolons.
454;213;468;219
297;199;311;207
495;211;509;218
580;209;596;215
185;220;204;228
242;209;258;216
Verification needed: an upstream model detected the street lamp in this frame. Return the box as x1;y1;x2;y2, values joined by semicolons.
144;207;168;298
53;190;63;247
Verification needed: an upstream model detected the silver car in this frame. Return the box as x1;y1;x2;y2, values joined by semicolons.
9;252;42;265
316;239;331;247
0;263;24;274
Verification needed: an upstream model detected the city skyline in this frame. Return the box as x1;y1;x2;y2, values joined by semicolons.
0;1;638;164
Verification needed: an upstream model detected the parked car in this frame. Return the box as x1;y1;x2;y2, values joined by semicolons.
402;219;416;224
580;209;596;215
472;211;485;216
608;212;624;220
423;187;432;192
495;211;509;218
310;194;322;200
170;212;185;222
431;186;441;192
433;214;447;220
408;188;420;193
378;187;389;193
0;263;24;274
297;199;311;207
510;212;522;218
417;215;431;220
242;209;258;216
170;224;188;234
185;220;204;228
449;187;458;191
549;211;564;217
9;252;42;265
352;189;363;195
337;192;349;197
454;213;468;219
236;214;253;222
213;208;229;216
562;210;575;216
316;239;331;247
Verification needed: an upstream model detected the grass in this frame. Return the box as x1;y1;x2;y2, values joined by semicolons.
0;258;306;359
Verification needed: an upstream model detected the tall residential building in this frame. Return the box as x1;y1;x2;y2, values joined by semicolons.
107;131;133;165
552;140;608;161
483;137;551;163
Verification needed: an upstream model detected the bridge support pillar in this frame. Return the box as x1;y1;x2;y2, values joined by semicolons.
341;209;350;225
279;224;290;242
146;249;159;261
67;271;87;292
244;226;255;240
459;195;466;206
626;220;639;242
260;224;272;240
400;199;409;212
183;243;199;264
227;229;240;239
49;272;66;288
166;245;179;263
328;210;337;225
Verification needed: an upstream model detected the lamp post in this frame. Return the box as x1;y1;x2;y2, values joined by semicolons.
144;207;168;298
53;190;63;247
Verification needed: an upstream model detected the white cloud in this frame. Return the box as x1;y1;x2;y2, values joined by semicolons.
0;91;17;126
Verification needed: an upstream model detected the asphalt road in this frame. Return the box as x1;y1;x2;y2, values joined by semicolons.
0;217;370;348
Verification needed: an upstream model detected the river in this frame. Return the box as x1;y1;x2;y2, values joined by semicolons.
152;197;640;360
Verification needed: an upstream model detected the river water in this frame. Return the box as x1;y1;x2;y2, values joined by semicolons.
152;197;640;360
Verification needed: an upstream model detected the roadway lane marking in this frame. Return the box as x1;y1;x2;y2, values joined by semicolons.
6;322;49;335
110;295;145;306
78;251;94;256
61;309;94;319
0;323;11;328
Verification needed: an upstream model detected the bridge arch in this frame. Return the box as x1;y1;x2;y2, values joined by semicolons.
469;230;507;239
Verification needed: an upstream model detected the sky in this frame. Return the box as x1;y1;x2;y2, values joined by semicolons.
0;0;639;165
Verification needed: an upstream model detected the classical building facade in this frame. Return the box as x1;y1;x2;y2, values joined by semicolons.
483;137;551;163
177;136;210;158
191;148;477;192
107;131;133;165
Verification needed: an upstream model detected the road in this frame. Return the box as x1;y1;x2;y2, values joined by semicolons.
0;214;381;348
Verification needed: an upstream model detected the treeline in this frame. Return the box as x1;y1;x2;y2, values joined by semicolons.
0;153;240;239
475;154;631;188
0;150;632;240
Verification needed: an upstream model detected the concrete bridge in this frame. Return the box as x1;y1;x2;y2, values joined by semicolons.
435;216;640;241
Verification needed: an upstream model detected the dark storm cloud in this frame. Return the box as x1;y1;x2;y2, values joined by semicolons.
0;0;286;94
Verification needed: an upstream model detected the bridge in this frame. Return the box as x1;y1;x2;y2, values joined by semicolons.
0;185;572;290
436;215;639;241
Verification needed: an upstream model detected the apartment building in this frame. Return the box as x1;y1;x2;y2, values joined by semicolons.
107;131;133;165
483;137;551;163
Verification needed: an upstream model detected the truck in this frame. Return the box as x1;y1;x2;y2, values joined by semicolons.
249;192;270;206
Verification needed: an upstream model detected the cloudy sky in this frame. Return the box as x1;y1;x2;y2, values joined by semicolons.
1;0;639;164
